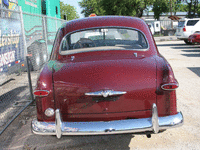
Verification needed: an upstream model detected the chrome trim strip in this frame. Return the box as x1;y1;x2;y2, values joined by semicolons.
31;104;184;138
85;90;127;98
161;83;179;91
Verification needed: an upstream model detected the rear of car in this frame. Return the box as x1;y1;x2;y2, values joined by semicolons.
188;31;200;44
176;18;200;44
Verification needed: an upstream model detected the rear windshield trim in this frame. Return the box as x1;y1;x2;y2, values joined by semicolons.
59;26;149;55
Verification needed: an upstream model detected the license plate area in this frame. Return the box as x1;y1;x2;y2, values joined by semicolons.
92;96;120;102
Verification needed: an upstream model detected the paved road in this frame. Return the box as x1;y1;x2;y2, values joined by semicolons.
1;40;200;150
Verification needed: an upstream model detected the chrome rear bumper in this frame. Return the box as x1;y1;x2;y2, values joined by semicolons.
32;104;184;138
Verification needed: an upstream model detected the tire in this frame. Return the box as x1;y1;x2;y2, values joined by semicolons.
40;42;48;63
184;39;192;45
27;41;45;71
168;31;174;36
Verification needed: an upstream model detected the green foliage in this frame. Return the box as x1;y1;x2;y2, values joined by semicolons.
79;0;200;19
177;3;188;12
79;0;105;17
151;0;194;20
79;0;154;17
152;0;169;20
101;0;137;16
172;0;187;13
184;0;199;18
60;2;79;20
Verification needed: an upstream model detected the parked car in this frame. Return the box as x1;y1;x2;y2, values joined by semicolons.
176;18;200;44
188;31;200;44
31;16;184;138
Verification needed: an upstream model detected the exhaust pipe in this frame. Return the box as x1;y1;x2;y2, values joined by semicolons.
146;134;151;138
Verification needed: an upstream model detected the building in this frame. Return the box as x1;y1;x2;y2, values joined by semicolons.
142;12;188;21
0;0;61;18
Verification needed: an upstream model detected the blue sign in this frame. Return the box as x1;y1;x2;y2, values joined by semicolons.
3;0;9;6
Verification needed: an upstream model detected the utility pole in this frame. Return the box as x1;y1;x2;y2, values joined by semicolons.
170;0;173;28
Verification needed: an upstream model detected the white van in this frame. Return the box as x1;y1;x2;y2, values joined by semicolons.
176;18;200;44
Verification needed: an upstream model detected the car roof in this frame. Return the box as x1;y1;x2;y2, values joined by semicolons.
60;16;149;34
50;16;158;59
180;18;200;21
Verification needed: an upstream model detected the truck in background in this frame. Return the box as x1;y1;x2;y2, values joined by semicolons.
146;20;161;35
145;19;177;36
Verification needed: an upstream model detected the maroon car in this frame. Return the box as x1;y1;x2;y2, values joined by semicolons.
188;31;200;44
32;16;183;138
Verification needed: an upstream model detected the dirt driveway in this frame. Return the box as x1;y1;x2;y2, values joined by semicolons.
1;40;200;150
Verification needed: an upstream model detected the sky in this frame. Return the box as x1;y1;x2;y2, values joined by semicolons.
60;0;84;18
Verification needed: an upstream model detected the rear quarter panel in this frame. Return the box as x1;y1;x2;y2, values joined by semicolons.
34;64;55;121
155;55;178;116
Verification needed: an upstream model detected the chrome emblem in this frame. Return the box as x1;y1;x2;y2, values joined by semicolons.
85;90;126;97
101;90;111;98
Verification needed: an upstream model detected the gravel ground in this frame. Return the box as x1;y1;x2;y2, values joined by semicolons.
0;40;200;150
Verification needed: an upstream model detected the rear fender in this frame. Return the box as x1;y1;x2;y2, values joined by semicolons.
35;63;55;121
155;55;178;116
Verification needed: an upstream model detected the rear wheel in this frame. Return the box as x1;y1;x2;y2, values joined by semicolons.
168;31;174;36
27;41;46;71
184;39;192;45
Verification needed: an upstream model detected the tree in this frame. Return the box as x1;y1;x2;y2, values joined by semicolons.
60;2;79;20
176;3;188;12
184;0;199;18
79;0;105;17
134;0;155;17
101;0;137;16
168;0;200;17
171;0;182;15
79;0;154;17
152;0;169;20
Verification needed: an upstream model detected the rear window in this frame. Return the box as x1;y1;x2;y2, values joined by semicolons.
186;20;199;26
178;21;185;27
60;27;148;54
194;31;200;34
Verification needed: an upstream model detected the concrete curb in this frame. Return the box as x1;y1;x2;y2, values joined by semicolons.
154;36;179;42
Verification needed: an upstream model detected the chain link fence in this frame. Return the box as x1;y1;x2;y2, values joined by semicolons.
23;12;66;71
0;7;66;135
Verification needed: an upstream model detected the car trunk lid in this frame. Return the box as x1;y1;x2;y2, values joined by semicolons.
53;52;157;118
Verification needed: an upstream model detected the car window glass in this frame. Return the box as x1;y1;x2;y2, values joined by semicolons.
187;20;199;26
60;28;148;52
178;21;185;27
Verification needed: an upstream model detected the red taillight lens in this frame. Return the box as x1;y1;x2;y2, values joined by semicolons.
183;27;186;32
161;83;179;90
196;35;200;39
34;90;49;97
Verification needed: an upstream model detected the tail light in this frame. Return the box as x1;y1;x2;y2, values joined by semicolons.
196;35;200;39
183;26;186;32
193;35;197;38
34;90;49;97
161;83;179;90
